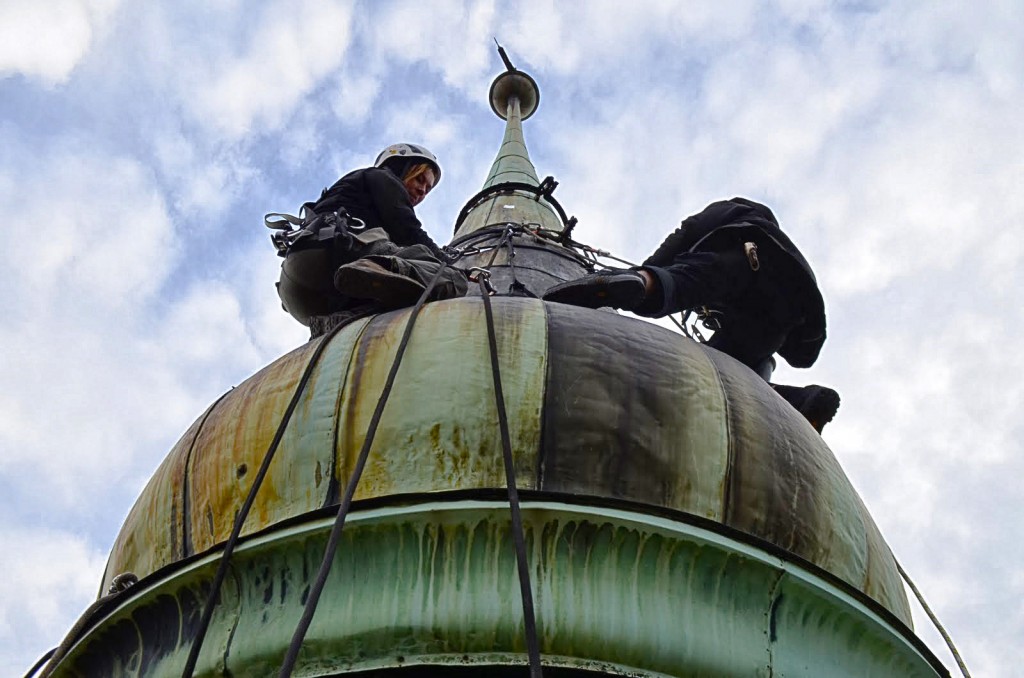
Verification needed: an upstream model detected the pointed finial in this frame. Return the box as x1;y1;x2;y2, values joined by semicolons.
489;42;539;120
494;38;516;72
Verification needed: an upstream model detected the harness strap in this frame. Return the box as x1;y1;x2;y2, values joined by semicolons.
478;275;544;677
264;211;307;230
277;264;449;678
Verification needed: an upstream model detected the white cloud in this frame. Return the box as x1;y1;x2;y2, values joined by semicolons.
330;71;382;128
150;126;262;226
0;133;266;504
0;0;120;85
233;241;311;357
369;0;496;93
381;95;460;150
185;0;356;138
0;135;176;316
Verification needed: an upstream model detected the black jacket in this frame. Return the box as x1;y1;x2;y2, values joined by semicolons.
312;167;444;257
644;198;826;368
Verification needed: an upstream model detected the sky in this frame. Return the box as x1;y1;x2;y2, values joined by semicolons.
1;0;1021;675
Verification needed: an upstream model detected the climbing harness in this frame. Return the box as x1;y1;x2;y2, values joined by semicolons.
180;330;349;678
266;206;367;258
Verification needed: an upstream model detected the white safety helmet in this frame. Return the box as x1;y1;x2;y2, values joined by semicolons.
374;143;441;184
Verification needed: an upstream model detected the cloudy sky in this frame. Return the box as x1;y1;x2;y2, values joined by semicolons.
2;0;1021;675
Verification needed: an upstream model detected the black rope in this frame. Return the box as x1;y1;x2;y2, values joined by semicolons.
278;264;449;677
181;324;348;678
477;277;544;677
499;226;530;296
23;648;56;678
482;224;514;271
37;569;135;675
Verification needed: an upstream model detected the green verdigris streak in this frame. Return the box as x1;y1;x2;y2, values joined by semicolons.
60;503;941;677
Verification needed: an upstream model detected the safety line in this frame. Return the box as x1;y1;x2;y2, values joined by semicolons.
478;275;544;677
181;325;347;678
277;264;448;677
23;647;55;678
895;557;971;678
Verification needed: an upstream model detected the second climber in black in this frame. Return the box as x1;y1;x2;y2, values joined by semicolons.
543;197;840;433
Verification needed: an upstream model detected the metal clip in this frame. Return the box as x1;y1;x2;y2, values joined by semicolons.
468;267;497;295
744;241;759;271
697;306;723;331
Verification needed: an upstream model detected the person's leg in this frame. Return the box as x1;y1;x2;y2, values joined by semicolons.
639;249;753;316
707;312;840;433
334;244;468;309
542;248;753;316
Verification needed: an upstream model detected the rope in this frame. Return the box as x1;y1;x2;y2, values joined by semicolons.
895;557;972;678
277;264;449;677
35;573;142;677
477;274;544;677
482;224;513;270
181;326;347;678
23;648;56;678
32;394;229;677
502;226;533;296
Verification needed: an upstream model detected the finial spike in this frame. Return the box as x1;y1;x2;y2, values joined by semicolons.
494;39;516;72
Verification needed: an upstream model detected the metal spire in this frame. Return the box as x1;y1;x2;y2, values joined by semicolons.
452;45;562;238
482;92;540;187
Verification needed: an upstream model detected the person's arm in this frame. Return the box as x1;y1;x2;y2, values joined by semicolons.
364;169;445;256
643;214;698;267
643;198;774;267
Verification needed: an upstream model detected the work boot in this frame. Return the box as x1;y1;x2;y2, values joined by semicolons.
772;384;841;434
334;258;427;309
542;269;647;310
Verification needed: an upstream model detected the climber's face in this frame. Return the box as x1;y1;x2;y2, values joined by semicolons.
404;167;436;207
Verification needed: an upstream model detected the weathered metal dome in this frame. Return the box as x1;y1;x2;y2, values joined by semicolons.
104;298;908;619
43;58;948;678
71;297;940;676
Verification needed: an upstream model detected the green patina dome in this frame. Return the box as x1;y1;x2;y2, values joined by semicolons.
63;298;948;677
104;298;910;623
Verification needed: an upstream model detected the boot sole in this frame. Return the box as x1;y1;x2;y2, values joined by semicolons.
543;274;645;310
335;262;426;309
